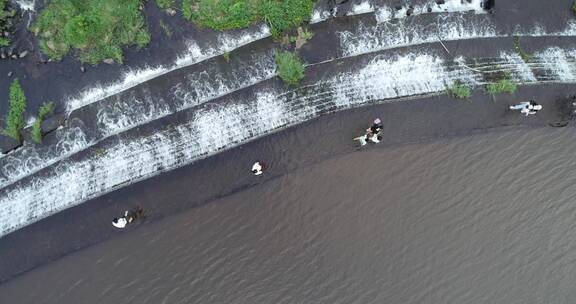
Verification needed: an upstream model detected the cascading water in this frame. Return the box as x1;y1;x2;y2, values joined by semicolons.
2;46;576;237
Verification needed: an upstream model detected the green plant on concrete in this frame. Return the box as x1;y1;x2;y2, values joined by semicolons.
156;0;174;9
486;77;517;97
182;0;314;37
513;36;532;62
95;148;107;157
275;50;305;87
573;1;576;14
223;51;230;62
0;37;8;46
0;0;17;47
31;101;55;144
446;82;472;99
31;0;150;64
2;79;27;141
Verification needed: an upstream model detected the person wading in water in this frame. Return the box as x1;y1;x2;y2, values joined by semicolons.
354;118;383;146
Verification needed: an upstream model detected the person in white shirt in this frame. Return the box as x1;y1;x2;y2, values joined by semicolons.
112;210;134;229
510;100;542;116
252;161;264;175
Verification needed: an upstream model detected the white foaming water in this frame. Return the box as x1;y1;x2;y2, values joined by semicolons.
429;0;484;13
375;0;484;23
0;124;89;189
348;1;373;16
533;48;576;82
499;52;537;83
5;49;572;237
340;13;497;57
13;0;35;11
66;24;271;113
98;50;277;136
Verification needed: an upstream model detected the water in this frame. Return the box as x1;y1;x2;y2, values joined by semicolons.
3;0;576;237
2;127;576;303
3;45;576;237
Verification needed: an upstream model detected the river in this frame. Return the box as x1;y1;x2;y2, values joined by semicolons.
1;126;575;303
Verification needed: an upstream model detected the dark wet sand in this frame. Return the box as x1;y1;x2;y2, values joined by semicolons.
2;126;576;303
0;83;574;283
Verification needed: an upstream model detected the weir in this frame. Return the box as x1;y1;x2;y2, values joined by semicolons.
2;46;576;236
1;0;576;237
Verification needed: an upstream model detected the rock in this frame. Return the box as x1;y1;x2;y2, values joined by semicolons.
335;0;348;4
0;135;22;154
436;0;445;4
166;8;176;16
0;51;6;59
103;58;114;64
46;40;56;51
406;6;414;16
18;50;28;58
7;48;13;56
7;71;12;77
395;5;403;10
41;115;65;134
80;65;86;73
482;0;495;10
3;31;9;37
427;6;432;12
10;54;17;59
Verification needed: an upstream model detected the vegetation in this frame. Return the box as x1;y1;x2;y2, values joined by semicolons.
31;102;55;144
223;51;230;62
446;82;472;99
182;0;315;37
2;79;27;142
95;148;107;157
32;0;150;64
486;76;517;97
0;0;17;47
289;27;313;48
156;0;174;9
573;1;576;15
275;51;305;87
513;36;532;62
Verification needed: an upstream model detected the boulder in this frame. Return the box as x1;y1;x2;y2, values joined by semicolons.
103;58;114;64
41;115;65;134
0;135;21;154
18;50;28;58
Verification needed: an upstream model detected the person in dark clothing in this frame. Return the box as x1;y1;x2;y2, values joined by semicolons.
369;118;383;135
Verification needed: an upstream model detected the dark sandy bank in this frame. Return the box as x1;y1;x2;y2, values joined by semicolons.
0;82;574;283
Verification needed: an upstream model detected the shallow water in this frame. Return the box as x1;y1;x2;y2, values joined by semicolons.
2;127;576;303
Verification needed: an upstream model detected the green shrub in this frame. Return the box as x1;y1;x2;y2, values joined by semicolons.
156;0;174;9
2;79;27;141
275;51;305;87
446;82;472;99
32;0;150;64
31;101;55;144
0;37;8;47
486;78;517;96
182;0;314;37
573;1;576;14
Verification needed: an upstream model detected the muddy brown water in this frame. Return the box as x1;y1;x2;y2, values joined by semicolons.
1;127;576;303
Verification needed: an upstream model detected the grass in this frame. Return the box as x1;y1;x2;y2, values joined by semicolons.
2;79;27;142
446;82;472;99
513;36;532;62
223;51;230;62
573;1;576;14
31;0;150;64
289;27;313;48
0;0;16;47
31;101;55;144
95;148;107;157
182;0;315;37
486;77;517;97
156;0;174;9
275;50;305;87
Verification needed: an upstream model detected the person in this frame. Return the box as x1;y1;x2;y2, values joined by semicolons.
354;118;383;146
112;210;133;229
252;161;264;175
368;118;383;135
112;207;143;229
509;100;542;116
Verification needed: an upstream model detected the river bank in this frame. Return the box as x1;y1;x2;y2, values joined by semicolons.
0;82;574;283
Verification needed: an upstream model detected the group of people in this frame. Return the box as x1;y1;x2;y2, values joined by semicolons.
112;100;543;229
353;118;383;146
